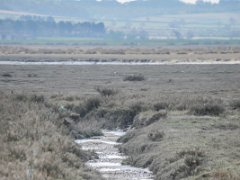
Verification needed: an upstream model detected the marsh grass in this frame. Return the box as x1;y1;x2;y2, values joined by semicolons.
117;95;239;180
14;94;45;103
2;72;12;77
0;93;101;180
6;91;236;180
148;130;165;141
190;103;225;116
153;102;170;111
73;97;101;117
133;110;167;128
230;99;240;110
123;74;145;81
95;87;118;97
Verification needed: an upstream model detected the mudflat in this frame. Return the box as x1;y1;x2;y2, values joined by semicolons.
0;45;240;64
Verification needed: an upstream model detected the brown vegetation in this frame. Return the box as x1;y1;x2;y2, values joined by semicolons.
95;87;118;97
0;93;101;180
118;97;240;180
123;74;145;81
0;57;240;180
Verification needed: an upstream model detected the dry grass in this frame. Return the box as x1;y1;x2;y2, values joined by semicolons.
148;130;165;142
1;72;12;77
0;93;101;180
0;54;240;180
118;97;240;180
133;110;167;128
72;97;102;118
230;99;240;110
3;90;236;180
95;87;118;97
190;103;225;116
123;74;145;81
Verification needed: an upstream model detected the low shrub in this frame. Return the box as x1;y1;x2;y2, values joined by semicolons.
212;122;239;130
96;87;118;97
133;110;167;128
177;149;205;159
117;130;136;143
190;103;225;116
153;102;170;111
74;97;101;117
123;74;145;81
14;94;28;102
100;103;146;129
148;130;165;141
209;170;239;180
0;93;101;180
64;96;75;101
2;72;12;77
29;94;45;103
105;108;136;128
230;99;240;110
14;94;45;103
168;149;205;179
129;102;146;115
27;73;37;78
84;97;101;112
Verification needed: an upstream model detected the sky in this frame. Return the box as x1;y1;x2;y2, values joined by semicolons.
116;0;220;4
116;0;136;3
180;0;220;4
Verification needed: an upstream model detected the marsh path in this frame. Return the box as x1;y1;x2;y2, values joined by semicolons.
76;130;154;180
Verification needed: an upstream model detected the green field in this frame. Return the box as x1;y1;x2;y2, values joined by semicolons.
1;37;240;46
1;10;240;43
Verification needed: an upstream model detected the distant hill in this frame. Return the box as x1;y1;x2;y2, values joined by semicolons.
0;0;239;20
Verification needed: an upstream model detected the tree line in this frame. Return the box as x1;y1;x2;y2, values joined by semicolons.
0;16;106;39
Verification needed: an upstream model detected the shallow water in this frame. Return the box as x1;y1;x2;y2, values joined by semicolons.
76;130;154;180
0;60;240;65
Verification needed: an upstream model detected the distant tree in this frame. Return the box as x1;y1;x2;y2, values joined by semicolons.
172;30;182;39
186;31;194;40
0;16;106;39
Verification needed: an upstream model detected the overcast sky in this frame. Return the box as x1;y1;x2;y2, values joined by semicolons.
116;0;220;4
180;0;220;4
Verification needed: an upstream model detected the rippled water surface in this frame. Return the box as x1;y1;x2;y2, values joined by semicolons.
76;130;154;180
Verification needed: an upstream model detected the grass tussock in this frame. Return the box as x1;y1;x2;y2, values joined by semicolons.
133;110;167;128
64;96;75;102
208;169;240;180
148;130;165;142
2;72;12;77
117;94;239;180
14;94;45;103
230;99;240;110
169;149;205;179
190;103;225;116
27;73;38;78
153;102;170;111
0;93;101;180
123;74;145;81
95;87;118;97
102;102;146;129
198;167;240;180
73;97;101;118
103;107;137;129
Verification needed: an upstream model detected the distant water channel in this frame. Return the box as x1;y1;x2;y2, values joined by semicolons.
1;60;240;65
